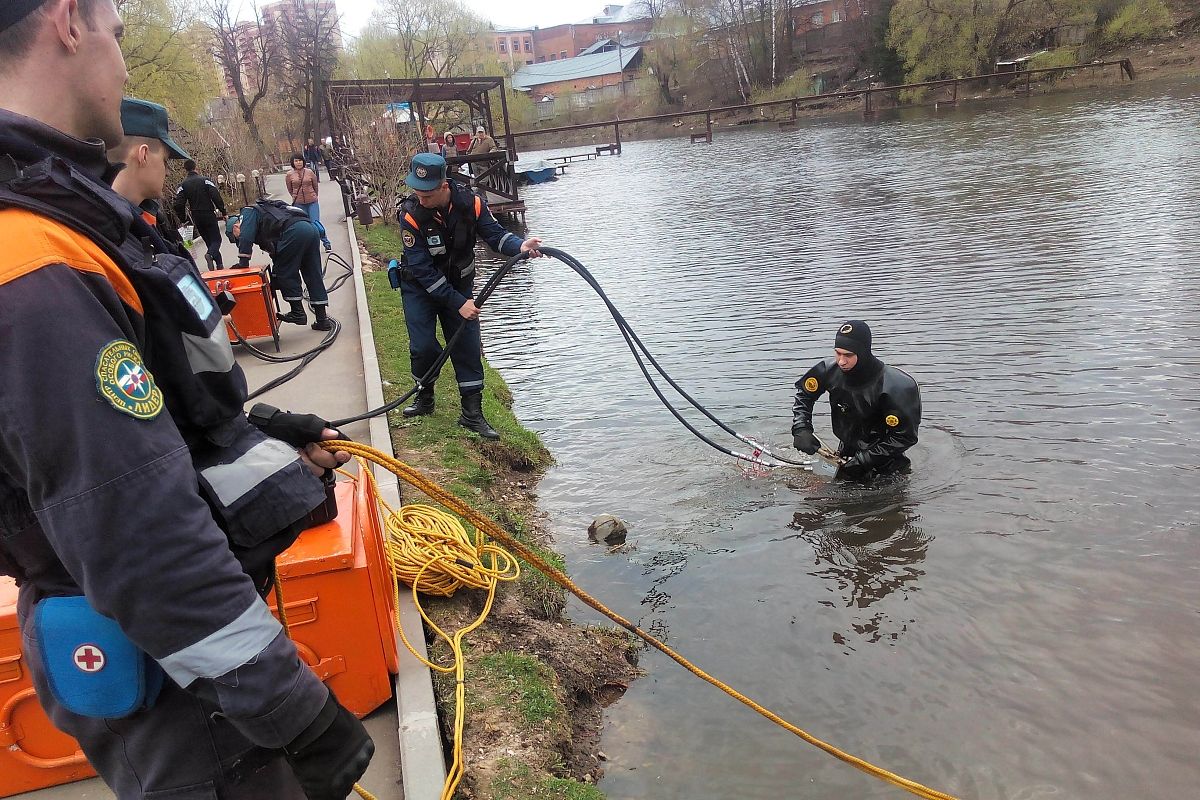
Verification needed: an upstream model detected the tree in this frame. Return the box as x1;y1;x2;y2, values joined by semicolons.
887;0;1098;81
202;0;279;166
270;0;342;143
116;0;220;127
370;0;490;80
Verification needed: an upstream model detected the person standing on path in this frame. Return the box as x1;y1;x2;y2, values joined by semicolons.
397;153;543;439
173;157;228;270
303;138;322;180
0;1;372;796
285;153;332;251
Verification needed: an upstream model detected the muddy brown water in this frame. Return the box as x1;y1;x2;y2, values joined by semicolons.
477;78;1200;799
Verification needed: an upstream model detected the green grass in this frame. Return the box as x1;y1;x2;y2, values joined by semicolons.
474;652;563;726
1029;47;1081;71
358;221;606;798
750;71;815;104
491;760;606;800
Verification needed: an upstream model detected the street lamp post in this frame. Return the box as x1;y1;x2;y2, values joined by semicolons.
236;173;248;206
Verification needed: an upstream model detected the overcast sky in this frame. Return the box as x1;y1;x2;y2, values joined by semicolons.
339;0;616;39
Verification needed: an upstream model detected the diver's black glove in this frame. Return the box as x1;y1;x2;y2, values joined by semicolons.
792;429;820;455
248;403;344;448
285;692;374;800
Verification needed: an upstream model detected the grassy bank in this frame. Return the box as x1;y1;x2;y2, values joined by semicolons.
357;221;639;799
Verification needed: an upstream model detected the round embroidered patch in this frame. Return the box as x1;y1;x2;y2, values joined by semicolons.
73;644;106;673
402;230;416;248
885;414;900;427
415;166;428;178
96;340;163;420
803;377;819;393
840;323;853;334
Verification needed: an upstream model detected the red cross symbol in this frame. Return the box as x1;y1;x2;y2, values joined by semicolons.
73;644;106;673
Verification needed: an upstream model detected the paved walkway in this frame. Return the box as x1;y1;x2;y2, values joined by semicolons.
22;173;444;799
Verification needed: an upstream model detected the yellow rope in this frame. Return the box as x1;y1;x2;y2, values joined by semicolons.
326;441;963;800
358;467;519;799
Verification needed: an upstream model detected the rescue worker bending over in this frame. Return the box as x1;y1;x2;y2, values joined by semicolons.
173;158;227;270
398;153;542;440
0;2;371;797
792;320;921;481
229;198;333;331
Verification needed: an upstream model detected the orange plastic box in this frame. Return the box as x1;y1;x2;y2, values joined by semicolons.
204;265;281;352
0;578;96;797
268;476;400;718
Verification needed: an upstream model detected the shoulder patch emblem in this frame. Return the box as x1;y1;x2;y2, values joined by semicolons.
95;340;163;420
402;230;416;248
804;377;819;393
885;414;900;427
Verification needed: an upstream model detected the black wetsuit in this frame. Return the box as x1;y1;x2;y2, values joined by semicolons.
792;356;921;480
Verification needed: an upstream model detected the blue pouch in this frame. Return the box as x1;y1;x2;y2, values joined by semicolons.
32;596;164;719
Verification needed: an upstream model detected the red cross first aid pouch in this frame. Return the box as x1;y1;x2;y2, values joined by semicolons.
32;595;163;718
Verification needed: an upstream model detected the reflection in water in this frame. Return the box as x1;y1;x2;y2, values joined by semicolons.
788;481;932;646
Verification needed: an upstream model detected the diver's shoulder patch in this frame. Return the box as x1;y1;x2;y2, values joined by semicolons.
95;339;163;420
885;414;900;427
803;376;819;393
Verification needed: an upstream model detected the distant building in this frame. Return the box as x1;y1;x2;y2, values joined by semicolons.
790;0;869;36
531;18;652;63
467;4;653;71
261;0;341;40
217;0;341;98
512;47;643;117
219;20;265;98
484;26;537;69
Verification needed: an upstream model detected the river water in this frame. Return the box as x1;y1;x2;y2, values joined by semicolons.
479;78;1200;799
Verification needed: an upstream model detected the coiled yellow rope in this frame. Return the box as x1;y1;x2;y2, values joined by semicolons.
366;472;521;800
322;440;962;800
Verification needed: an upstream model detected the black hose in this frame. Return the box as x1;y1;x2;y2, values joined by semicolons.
240;250;353;395
538;247;806;467
328;246;803;468
245;318;342;401
328;251;531;427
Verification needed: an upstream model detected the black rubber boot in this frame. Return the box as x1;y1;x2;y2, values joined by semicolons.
457;392;499;440
402;387;435;418
204;253;215;271
278;300;307;326
311;306;333;331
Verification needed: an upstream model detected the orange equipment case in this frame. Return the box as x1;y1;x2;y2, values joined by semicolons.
1;579;97;797
204;265;281;353
268;475;400;718
0;475;398;797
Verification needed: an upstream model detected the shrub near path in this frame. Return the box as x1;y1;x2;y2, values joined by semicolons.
356;222;641;799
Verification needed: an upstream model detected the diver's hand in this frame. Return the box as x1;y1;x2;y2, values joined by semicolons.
792;429;820;455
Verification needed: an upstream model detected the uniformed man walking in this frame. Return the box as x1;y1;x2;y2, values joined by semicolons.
173;157;228;270
792;321;922;480
398;153;542;439
0;2;372;797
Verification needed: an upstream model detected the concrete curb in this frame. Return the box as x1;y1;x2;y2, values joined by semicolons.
346;217;448;799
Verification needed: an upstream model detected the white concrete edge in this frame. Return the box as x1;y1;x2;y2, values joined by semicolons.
347;216;448;798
